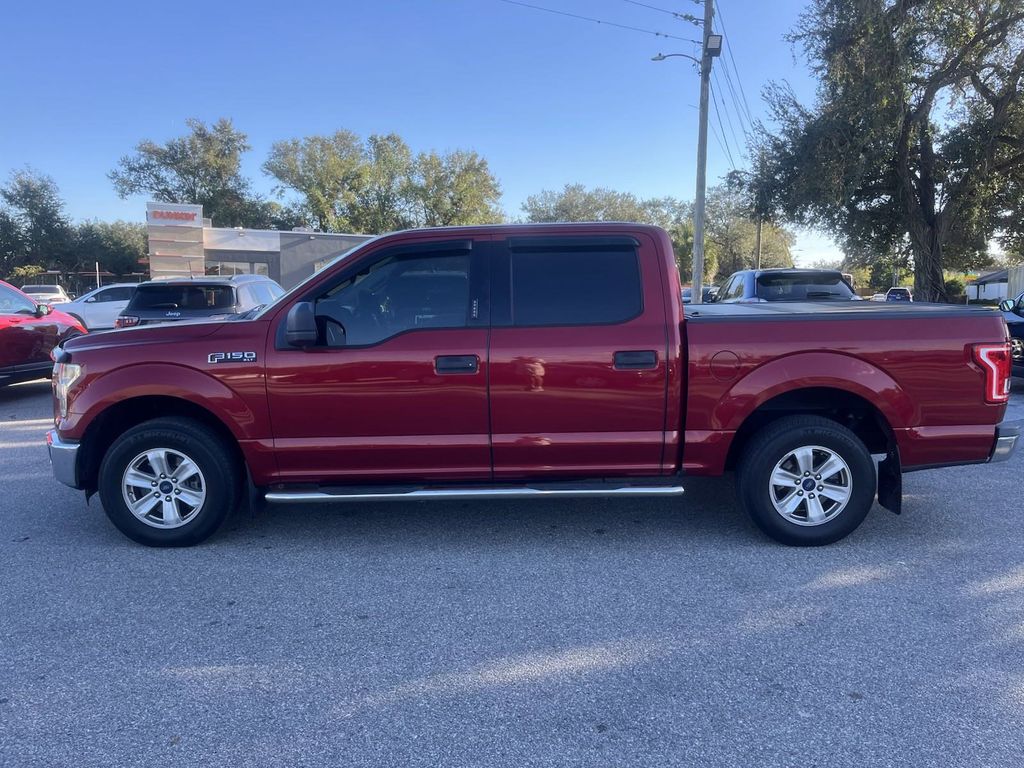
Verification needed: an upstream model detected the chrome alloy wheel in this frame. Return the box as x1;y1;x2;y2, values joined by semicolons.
1011;336;1023;363
121;448;207;529
768;445;852;527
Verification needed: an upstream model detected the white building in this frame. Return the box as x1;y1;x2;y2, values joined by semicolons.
146;202;372;289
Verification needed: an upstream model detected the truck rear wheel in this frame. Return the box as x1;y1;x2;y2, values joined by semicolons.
737;415;876;546
98;417;241;547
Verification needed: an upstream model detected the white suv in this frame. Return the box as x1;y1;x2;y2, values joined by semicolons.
62;283;137;330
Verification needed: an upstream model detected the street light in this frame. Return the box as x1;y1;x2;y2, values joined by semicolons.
651;52;701;66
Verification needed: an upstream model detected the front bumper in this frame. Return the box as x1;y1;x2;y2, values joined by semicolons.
989;421;1021;463
47;430;81;488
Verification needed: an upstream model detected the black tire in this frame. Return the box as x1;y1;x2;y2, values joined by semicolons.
67;314;88;331
98;417;241;547
736;415;876;546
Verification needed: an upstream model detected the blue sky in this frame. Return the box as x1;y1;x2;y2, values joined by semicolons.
0;0;839;262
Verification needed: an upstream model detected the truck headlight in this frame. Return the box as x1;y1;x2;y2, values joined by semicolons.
53;362;82;418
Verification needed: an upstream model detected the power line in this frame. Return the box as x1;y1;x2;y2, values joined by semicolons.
619;0;701;25
712;68;745;160
709;82;737;170
713;0;755;124
496;0;700;42
708;117;734;173
718;53;753;136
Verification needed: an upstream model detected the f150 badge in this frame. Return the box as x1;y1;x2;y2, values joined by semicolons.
208;352;257;364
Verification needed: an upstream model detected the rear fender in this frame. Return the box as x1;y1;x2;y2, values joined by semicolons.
712;352;917;432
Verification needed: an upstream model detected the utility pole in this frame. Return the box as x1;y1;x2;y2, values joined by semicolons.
691;0;720;304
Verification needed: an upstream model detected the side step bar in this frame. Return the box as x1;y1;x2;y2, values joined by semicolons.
264;484;685;504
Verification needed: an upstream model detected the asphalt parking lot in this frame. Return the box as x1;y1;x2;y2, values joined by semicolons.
1;380;1022;768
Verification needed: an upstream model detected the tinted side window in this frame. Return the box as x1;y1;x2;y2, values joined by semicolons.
722;275;746;301
97;286;134;302
510;249;642;326
316;253;470;346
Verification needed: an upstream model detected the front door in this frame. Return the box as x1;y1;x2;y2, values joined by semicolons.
265;238;492;484
487;233;670;479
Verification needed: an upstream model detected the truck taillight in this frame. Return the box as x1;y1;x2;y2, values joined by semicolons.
116;315;139;328
972;343;1011;404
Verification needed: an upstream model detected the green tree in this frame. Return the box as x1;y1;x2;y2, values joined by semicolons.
110;118;273;228
705;184;793;279
755;0;1024;301
0;168;74;277
348;134;416;234
264;131;504;233
9;264;44;283
75;220;147;277
263;130;365;231
412;150;503;227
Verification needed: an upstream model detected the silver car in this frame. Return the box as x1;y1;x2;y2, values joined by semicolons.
21;284;71;305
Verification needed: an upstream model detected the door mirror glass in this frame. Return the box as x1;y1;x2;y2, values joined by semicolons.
285;301;318;347
34;303;53;318
999;299;1019;313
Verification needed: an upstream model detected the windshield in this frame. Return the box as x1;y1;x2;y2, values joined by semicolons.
0;283;37;313
128;284;236;312
253;236;381;319
755;273;855;301
22;285;61;295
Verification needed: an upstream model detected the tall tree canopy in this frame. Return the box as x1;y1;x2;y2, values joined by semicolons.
264;131;503;233
0;168;73;277
110;118;287;229
74;220;148;277
756;0;1024;300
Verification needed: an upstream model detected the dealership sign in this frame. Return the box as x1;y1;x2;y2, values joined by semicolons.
146;202;203;227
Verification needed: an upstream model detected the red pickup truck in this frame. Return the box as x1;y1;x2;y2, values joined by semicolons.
46;224;1018;547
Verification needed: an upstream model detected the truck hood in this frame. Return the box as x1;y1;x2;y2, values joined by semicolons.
62;319;226;354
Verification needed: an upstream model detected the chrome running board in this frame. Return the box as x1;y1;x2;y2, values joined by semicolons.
264;484;684;504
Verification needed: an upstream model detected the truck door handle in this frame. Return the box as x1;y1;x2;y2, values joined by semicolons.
435;355;479;374
613;350;658;370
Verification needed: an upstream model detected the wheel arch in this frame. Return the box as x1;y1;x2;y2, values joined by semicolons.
78;395;245;495
724;386;895;472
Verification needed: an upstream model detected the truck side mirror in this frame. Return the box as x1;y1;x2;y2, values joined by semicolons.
999;299;1017;313
285;302;318;348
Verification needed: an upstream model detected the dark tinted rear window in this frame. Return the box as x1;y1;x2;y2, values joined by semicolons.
755;273;854;301
510;249;642;326
129;284;236;311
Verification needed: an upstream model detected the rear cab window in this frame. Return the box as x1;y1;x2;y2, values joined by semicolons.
129;284;237;312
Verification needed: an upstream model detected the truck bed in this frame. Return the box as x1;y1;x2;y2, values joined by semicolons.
684;301;997;321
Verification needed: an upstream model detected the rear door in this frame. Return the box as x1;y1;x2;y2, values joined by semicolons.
89;285;134;328
488;233;669;479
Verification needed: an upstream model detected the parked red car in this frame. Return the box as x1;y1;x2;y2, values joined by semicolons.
0;280;85;387
46;224;1017;547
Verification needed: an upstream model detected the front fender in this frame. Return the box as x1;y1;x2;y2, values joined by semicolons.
712;352;918;432
59;362;263;441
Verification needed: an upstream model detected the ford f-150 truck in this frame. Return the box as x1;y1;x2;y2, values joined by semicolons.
46;224;1019;547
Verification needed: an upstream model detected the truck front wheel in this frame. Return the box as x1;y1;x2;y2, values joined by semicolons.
98;417;241;547
737;415;876;546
